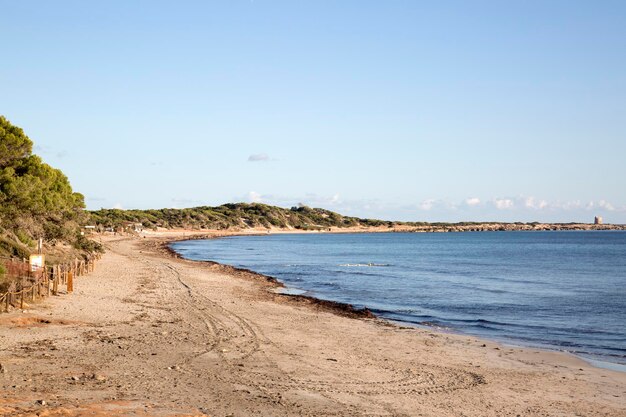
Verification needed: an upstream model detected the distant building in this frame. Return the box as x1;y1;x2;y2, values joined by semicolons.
594;216;603;225
82;225;97;235
121;221;144;233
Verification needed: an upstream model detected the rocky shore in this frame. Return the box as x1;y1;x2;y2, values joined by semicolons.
398;222;626;233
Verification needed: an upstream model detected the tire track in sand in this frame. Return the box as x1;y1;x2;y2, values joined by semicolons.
150;247;486;399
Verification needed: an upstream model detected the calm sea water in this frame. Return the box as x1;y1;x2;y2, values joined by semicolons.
171;232;626;366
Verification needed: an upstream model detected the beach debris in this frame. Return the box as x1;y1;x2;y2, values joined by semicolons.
37;399;47;406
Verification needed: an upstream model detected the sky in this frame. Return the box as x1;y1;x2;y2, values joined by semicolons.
1;1;625;223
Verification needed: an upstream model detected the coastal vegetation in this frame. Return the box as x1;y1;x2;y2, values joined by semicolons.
88;204;625;233
89;203;393;231
0;116;101;261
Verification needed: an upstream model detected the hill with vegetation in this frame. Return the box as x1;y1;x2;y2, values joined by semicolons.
88;203;625;233
89;203;393;231
0;116;100;264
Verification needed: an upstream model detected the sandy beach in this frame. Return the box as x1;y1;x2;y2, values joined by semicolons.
1;234;625;417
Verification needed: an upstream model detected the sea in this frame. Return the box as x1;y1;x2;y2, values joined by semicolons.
170;231;626;369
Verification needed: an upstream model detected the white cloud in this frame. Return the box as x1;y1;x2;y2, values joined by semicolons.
493;198;514;210
597;200;615;211
112;202;124;210
543;198;621;212
297;193;343;207
247;191;263;203
482;196;624;214
561;200;582;210
171;197;204;207
416;199;458;211
228;193;626;222
524;197;548;210
419;199;436;211
248;153;270;162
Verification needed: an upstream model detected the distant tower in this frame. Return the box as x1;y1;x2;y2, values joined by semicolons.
594;216;603;225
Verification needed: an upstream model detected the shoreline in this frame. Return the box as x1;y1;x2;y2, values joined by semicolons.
164;232;626;374
131;223;626;242
1;233;624;416
158;237;375;319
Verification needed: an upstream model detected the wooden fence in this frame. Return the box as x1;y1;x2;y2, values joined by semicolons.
0;255;99;313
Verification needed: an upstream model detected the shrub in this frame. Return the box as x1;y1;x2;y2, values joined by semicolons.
0;235;31;259
74;234;104;253
15;229;34;247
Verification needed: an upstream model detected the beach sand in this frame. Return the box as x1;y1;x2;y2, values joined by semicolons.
0;234;625;416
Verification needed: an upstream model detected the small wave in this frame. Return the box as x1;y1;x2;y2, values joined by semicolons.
333;269;382;277
286;271;314;276
339;263;391;267
349;271;384;277
418;321;452;330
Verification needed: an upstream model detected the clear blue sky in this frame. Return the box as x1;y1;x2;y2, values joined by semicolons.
2;1;625;222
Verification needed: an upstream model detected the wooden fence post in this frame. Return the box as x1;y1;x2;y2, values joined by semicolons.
67;271;73;293
52;266;59;296
0;254;99;314
47;267;51;296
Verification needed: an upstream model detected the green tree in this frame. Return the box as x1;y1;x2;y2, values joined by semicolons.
0;116;87;249
0;116;33;168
